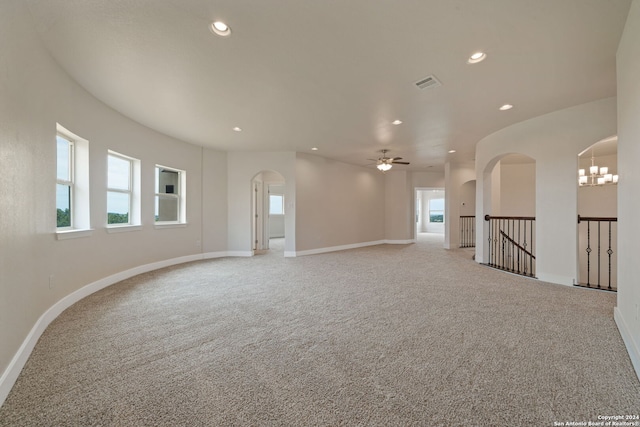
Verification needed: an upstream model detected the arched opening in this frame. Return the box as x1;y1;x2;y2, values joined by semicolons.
576;136;618;291
482;153;537;276
251;170;286;256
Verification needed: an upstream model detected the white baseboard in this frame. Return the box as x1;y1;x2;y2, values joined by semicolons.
536;272;574;286
202;251;231;259
385;239;416;245
614;307;640;382
294;239;415;257
0;252;222;406
295;240;386;256
226;251;253;257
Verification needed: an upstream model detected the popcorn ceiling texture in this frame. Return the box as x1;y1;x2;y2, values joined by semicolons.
1;235;639;426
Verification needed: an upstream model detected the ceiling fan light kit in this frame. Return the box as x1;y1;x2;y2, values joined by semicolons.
371;149;410;172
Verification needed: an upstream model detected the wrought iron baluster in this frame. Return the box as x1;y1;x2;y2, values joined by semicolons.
517;220;521;274
527;219;531;276
607;221;613;291
586;221;592;287
523;220;528;275
597;221;601;289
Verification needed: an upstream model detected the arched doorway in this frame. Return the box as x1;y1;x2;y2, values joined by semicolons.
251;170;286;255
481;153;536;277
576;136;618;291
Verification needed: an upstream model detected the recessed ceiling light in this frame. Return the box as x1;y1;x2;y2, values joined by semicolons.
499;104;514;111
392;119;403;125
468;52;486;64
210;21;231;37
311;147;318;151
233;126;242;132
448;150;456;153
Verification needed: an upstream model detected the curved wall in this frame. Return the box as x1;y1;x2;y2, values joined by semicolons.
0;2;228;402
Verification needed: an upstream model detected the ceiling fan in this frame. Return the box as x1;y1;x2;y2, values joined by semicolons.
369;149;410;172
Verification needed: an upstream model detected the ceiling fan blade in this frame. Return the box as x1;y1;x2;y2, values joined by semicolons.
392;161;410;165
390;157;403;161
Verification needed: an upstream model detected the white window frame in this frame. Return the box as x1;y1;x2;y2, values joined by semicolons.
56;135;74;230
155;165;186;226
107;151;141;230
56;124;91;239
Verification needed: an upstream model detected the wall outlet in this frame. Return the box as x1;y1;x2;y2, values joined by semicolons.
48;274;54;289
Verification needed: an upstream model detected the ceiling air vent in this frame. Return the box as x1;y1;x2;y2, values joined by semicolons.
415;75;442;90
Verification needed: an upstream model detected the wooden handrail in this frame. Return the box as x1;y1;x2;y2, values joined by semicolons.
485;215;535;221
499;230;536;259
577;215;617;223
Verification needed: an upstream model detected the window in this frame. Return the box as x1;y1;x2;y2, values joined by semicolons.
155;166;185;223
429;198;444;223
56;135;73;228
107;151;140;227
269;194;284;215
56;124;90;235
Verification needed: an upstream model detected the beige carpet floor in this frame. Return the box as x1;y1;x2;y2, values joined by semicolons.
1;234;639;426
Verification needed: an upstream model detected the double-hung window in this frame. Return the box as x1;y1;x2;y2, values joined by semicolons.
107;151;139;226
55;124;90;236
56;135;74;228
155;165;185;224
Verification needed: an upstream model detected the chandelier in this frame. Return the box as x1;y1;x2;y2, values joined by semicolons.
578;152;618;186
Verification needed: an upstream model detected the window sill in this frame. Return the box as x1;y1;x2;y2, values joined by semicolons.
154;222;188;230
106;225;143;234
56;229;94;240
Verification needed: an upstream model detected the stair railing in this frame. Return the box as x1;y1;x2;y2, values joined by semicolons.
484;215;536;277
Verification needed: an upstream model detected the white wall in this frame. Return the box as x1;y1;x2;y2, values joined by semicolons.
499;161;536;217
385;171;412;241
460;180;476;217
202;148;228;255
295;153;385;252
615;0;640;380
411;171;445;189
444;163;475;248
475;98;617;286
0;1;228;403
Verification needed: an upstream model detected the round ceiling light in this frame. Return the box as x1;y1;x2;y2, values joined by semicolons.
233;126;242;132
468;52;486;64
392;119;403;125
499;104;514;111
210;21;231;37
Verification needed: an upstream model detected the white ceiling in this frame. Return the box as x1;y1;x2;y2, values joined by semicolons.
25;0;631;171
